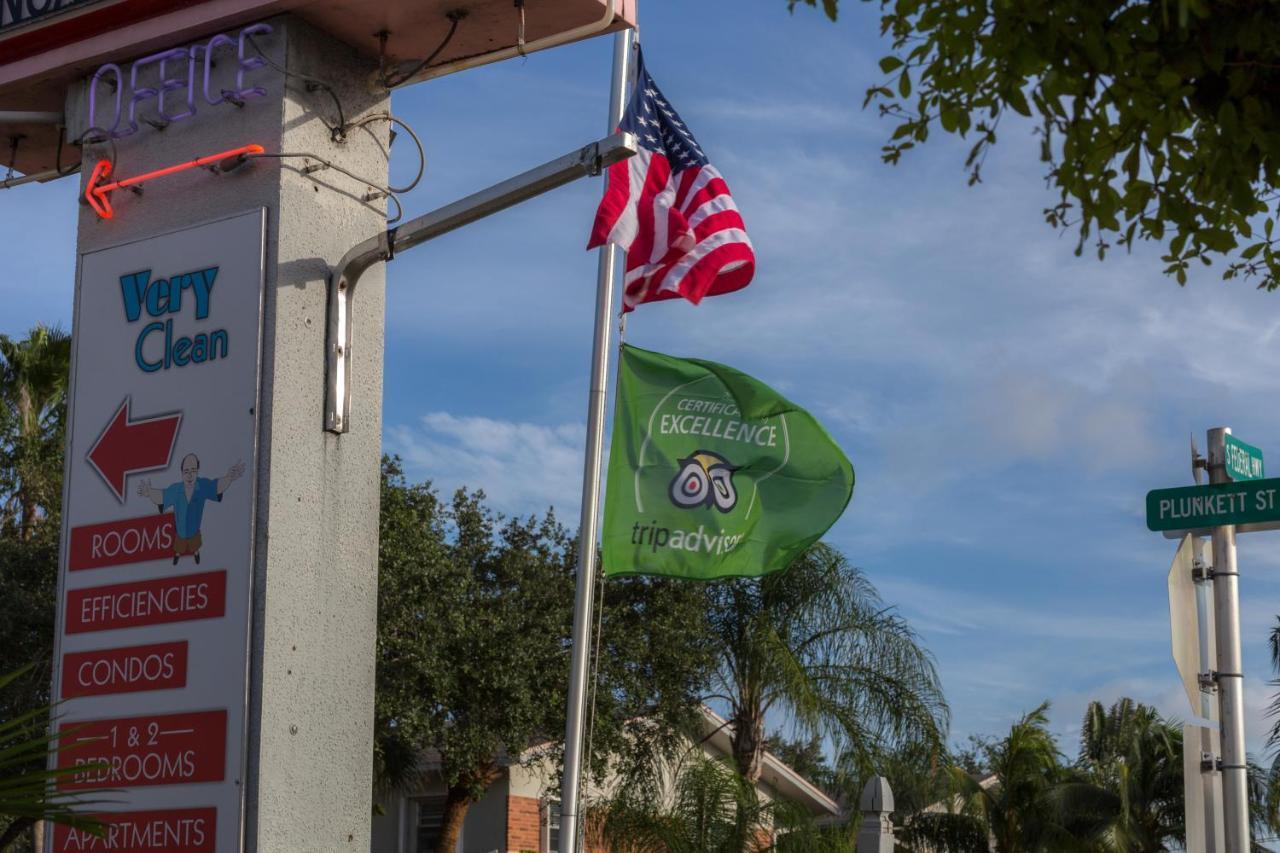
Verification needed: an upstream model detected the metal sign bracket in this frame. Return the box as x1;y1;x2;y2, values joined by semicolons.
323;131;637;433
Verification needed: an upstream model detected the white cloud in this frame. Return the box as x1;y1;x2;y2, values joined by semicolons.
874;576;1168;646
386;412;588;518
968;372;1158;474
693;96;870;134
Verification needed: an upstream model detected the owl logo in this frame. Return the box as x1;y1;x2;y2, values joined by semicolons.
669;450;738;512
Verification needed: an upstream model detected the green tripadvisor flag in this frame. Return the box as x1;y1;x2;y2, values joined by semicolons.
602;344;854;580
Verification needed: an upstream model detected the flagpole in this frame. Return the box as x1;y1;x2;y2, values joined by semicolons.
561;26;634;853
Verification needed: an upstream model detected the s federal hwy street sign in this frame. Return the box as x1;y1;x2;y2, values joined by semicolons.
52;211;265;852
1147;478;1280;531
1224;434;1264;482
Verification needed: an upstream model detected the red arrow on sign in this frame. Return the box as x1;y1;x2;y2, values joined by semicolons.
84;143;265;219
86;398;183;502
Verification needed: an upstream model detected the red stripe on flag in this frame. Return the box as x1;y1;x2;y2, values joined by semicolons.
673;167;703;209
675;242;757;304
693;210;748;242
587;158;633;249
628;155;673;274
679;175;731;216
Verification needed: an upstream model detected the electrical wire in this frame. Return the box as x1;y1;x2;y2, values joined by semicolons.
5;135;19;181
346;112;425;193
244;30;431;199
246;151;404;223
381;10;467;88
55;126;71;176
581;563;607;799
75;127;118;172
245;32;347;140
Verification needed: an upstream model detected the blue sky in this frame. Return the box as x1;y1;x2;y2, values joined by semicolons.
5;0;1280;761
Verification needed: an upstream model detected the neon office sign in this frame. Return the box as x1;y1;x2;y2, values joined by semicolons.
88;23;273;140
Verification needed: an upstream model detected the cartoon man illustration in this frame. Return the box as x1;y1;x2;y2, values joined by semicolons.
138;454;245;564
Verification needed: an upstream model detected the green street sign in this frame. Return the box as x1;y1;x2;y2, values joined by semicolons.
1224;434;1264;481
1147;478;1280;531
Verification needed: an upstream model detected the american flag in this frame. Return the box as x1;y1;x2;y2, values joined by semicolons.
588;47;755;312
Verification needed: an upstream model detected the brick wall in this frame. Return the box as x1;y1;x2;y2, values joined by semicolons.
506;794;542;852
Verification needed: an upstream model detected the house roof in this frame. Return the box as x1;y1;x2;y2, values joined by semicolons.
403;706;843;818
922;771;1000;814
695;707;842;818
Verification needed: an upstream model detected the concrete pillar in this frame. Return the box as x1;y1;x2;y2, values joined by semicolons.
857;776;895;853
70;16;389;851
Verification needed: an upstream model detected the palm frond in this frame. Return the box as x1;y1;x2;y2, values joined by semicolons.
0;665;113;840
710;543;949;786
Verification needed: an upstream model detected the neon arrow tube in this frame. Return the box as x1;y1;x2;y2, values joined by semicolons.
85;143;264;219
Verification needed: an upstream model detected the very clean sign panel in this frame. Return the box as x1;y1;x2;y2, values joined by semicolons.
52;210;266;853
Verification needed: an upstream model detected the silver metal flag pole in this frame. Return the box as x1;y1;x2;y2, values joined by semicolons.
560;27;635;853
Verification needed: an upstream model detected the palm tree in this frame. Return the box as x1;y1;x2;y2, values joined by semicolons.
1077;699;1183;852
1247;758;1280;850
1259;617;1280;839
597;748;842;852
943;702;1106;853
703;543;948;790
1267;617;1280;762
859;739;984;852
0;325;71;539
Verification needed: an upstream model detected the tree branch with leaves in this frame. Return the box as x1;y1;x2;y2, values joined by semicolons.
790;0;1280;290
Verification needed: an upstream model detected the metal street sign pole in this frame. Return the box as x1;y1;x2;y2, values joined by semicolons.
1170;534;1223;853
560;27;634;853
1208;427;1251;850
1185;721;1224;853
1193;537;1224;853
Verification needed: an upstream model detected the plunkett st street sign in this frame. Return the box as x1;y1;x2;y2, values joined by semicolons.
1147;478;1280;531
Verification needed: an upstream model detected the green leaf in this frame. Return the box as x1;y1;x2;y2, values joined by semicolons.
802;0;1280;291
1006;87;1032;117
1198;228;1237;252
879;56;904;73
1218;101;1238;135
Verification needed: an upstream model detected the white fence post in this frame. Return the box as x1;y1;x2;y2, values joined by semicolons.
857;776;895;853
